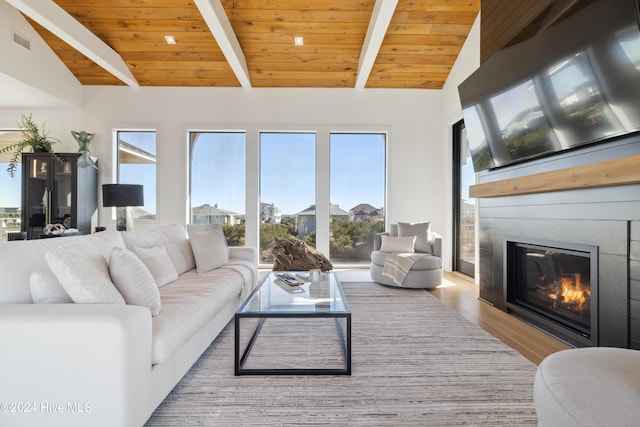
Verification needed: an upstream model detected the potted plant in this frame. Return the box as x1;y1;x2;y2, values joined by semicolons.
0;113;65;177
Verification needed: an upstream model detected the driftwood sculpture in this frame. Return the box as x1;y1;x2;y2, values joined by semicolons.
271;238;333;271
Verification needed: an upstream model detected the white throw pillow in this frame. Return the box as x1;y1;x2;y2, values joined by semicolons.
163;239;196;274
134;245;179;287
109;247;161;316
29;271;73;304
380;235;416;253
398;221;432;253
45;241;125;304
188;227;229;273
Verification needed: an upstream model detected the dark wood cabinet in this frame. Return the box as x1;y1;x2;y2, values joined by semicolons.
21;153;97;238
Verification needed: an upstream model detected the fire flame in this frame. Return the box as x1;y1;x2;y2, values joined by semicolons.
549;273;590;310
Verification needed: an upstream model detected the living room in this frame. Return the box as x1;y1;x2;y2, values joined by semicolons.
1;1;639;426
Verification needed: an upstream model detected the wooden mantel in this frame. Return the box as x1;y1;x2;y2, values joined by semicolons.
469;154;640;198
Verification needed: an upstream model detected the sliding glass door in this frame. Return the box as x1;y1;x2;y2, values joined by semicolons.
453;120;476;277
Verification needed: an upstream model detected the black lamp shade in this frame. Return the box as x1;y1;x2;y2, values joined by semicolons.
102;184;144;207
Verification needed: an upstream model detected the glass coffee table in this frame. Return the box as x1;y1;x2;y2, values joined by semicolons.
234;271;351;375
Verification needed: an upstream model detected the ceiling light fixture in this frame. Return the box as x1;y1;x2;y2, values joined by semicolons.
164;35;176;45
294;36;304;46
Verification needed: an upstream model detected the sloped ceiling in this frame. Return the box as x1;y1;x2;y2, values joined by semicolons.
12;0;479;89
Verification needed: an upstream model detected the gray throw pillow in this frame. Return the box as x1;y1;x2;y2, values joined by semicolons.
398;221;432;253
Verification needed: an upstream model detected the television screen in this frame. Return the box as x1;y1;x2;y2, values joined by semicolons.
459;0;640;172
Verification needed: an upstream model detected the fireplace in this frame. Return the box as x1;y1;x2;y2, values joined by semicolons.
505;238;598;347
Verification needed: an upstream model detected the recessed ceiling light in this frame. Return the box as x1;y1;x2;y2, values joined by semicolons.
164;35;176;45
294;36;304;46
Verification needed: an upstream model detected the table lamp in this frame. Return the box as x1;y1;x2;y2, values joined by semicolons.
102;184;144;231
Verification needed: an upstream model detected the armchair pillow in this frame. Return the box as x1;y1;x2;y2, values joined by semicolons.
379;235;416;253
109;247;161;316
398;221;432;253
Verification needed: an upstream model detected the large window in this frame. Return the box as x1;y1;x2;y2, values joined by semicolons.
117;131;156;218
329;133;385;263
0;130;23;241
259;132;316;263
189;132;246;245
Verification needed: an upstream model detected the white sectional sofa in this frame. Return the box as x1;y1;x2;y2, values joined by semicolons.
0;224;257;427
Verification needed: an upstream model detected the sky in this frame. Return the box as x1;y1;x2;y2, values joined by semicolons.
1;131;387;217
0;163;22;207
192;132;386;215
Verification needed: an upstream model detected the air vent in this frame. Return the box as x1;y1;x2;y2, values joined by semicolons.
12;30;30;51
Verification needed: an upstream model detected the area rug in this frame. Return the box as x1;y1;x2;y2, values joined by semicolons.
145;282;538;426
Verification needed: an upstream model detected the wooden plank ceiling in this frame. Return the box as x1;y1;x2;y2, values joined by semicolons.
23;0;479;89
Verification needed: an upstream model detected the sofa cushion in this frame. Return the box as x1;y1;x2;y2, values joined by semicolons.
398;221;432;253
134;245;179;287
379;235;416;253
187;225;229;273
86;229;128;259
45;238;125;304
371;250;442;270
109;247;161;316
151;267;244;364
163;239;196;274
0;230;125;304
121;223;188;250
29;271;73;304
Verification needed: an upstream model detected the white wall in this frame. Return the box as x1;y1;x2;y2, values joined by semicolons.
0;1;81;107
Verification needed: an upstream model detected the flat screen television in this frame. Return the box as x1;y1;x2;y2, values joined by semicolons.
458;0;640;172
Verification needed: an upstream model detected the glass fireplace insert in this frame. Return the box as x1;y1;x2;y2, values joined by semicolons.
505;238;598;347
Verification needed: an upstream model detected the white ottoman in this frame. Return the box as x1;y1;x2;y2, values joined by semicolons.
534;347;640;426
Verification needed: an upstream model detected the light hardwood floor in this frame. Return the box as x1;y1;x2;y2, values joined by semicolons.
430;272;571;365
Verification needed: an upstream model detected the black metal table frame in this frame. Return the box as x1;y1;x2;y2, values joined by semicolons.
234;275;351;376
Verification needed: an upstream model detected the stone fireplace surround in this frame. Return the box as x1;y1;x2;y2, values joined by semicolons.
473;136;640;349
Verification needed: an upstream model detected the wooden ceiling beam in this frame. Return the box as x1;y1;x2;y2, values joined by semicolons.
356;0;399;89
6;0;139;87
195;0;251;88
